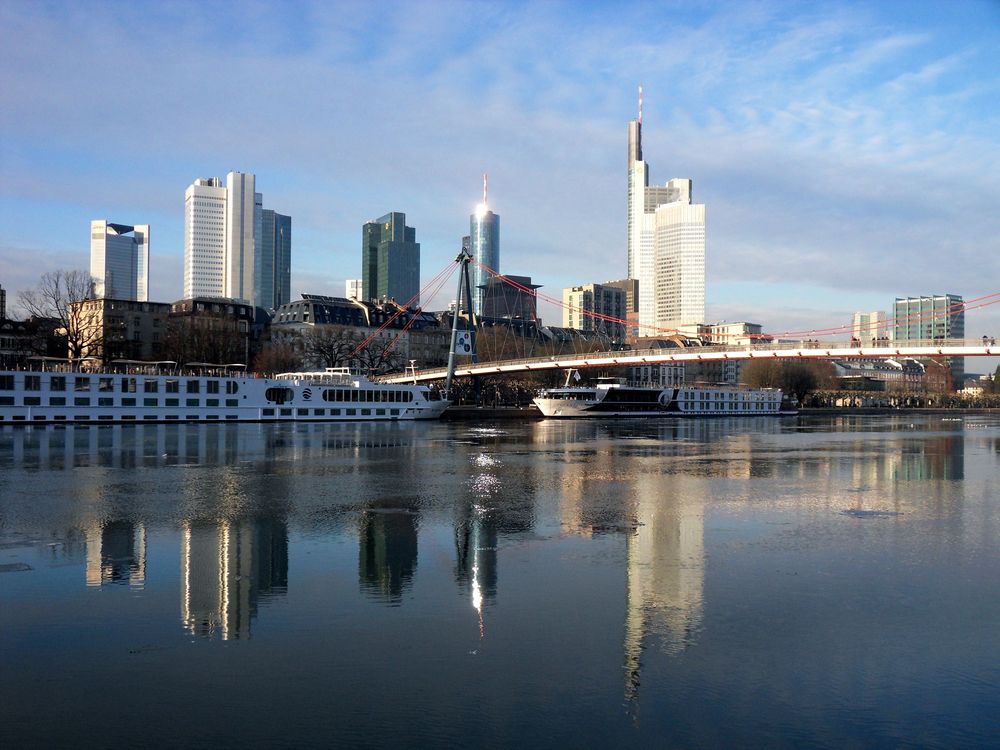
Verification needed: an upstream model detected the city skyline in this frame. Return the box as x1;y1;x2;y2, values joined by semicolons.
1;1;998;340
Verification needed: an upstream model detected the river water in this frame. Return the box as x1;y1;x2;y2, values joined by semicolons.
1;415;999;748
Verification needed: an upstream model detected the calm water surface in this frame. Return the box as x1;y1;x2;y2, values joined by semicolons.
1;416;999;748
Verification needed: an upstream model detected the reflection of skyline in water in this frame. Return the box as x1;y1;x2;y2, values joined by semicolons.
85;520;146;589
181;518;288;640
358;506;419;604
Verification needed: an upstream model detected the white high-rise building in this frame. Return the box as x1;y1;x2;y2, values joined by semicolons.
90;220;149;301
626;89;705;335
184;172;281;306
654;179;705;331
184;177;226;299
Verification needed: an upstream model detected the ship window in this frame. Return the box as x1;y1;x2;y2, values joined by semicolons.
99;378;114;392
165;398;179;407
122;398;136;407
98;398;113;407
50;397;66;406
206;399;219;407
121;378;137;393
144;380;158;393
74;397;90;406
346;409;356;416
226;381;239;394
50;376;66;391
0;376;15;390
24;397;41;406
186;398;199;407
206;380;220;394
74;377;90;392
314;409;324;416
226;399;238;407
265;387;294;404
25;375;41;391
361;408;371;416
262;408;275;416
280;408;292;416
144;398;157;407
166;380;179;393
187;380;200;394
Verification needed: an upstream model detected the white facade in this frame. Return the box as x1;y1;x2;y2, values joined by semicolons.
184;177;226;299
346;279;363;300
852;310;890;341
184;172;268;305
654;179;705;332
627;108;706;336
90;220;149;301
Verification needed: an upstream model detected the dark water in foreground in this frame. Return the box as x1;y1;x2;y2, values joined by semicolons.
1;416;999;748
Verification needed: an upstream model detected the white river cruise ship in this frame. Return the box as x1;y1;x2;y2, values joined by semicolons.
0;364;449;425
533;376;789;418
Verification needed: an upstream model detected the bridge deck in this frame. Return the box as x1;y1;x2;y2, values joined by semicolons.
380;340;996;384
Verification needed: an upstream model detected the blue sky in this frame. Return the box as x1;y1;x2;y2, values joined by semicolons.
1;0;999;349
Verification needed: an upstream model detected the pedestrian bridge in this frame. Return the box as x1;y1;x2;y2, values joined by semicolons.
379;339;996;384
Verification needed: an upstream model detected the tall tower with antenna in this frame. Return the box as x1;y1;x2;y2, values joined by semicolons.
469;173;500;317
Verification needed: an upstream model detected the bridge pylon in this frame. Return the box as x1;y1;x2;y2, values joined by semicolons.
445;249;479;399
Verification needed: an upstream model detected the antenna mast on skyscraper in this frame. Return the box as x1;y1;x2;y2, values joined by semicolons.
638;84;643;124
483;173;488;207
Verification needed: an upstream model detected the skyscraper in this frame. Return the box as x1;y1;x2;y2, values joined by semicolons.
362;212;420;304
184;176;227;300
225;171;257;304
90;220;149;301
852;310;890;341
184;171;290;307
254;209;292;310
469;175;500;317
563;283;627;341
893;294;965;386
626;88;705;335
654;179;705;331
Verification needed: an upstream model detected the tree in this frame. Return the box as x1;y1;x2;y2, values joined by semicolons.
742;359;834;402
17;270;99;360
298;324;406;375
254;342;303;374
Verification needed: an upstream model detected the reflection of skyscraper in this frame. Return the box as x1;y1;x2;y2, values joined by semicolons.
181;518;288;640
85;520;146;588
358;509;419;603
623;474;705;701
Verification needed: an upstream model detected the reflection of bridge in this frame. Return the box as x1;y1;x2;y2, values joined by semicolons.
380;339;996;384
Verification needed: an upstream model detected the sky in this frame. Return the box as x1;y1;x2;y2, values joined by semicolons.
1;0;999;361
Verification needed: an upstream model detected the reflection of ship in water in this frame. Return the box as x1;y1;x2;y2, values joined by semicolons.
181;518;288;639
359;503;419;604
623;474;705;703
85;520;146;588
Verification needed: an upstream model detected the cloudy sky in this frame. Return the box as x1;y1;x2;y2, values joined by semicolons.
1;0;998;345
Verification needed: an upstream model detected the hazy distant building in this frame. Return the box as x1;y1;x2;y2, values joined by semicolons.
184;172;290;308
90;220;149;301
346;279;363;300
627;89;705;335
362;212;420;304
893;294;965;387
469;176;500;317
563;283;627;341
852;310;890;341
254;210;291;310
481;275;538;321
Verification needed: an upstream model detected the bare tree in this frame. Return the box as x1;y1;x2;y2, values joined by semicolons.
254;342;303;374
299;324;407;375
17;270;99;359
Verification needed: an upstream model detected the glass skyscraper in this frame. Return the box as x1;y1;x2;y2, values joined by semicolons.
90;220;149;301
893;294;965;386
469;178;499;317
254;210;292;311
362;212;421;304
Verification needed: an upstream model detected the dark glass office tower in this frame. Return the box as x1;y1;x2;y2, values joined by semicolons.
362;212;421;304
254;209;292;310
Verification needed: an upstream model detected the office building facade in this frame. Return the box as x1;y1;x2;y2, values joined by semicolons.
254;210;291;310
893;294;965;387
346;279;363;300
626;90;705;335
563;283;627;341
90;220;149;301
852;311;890;342
362;212;421;304
184;172;290;308
481;275;539;321
469;176;499;317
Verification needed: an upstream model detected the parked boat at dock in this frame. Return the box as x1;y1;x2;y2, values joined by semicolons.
0;363;449;425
